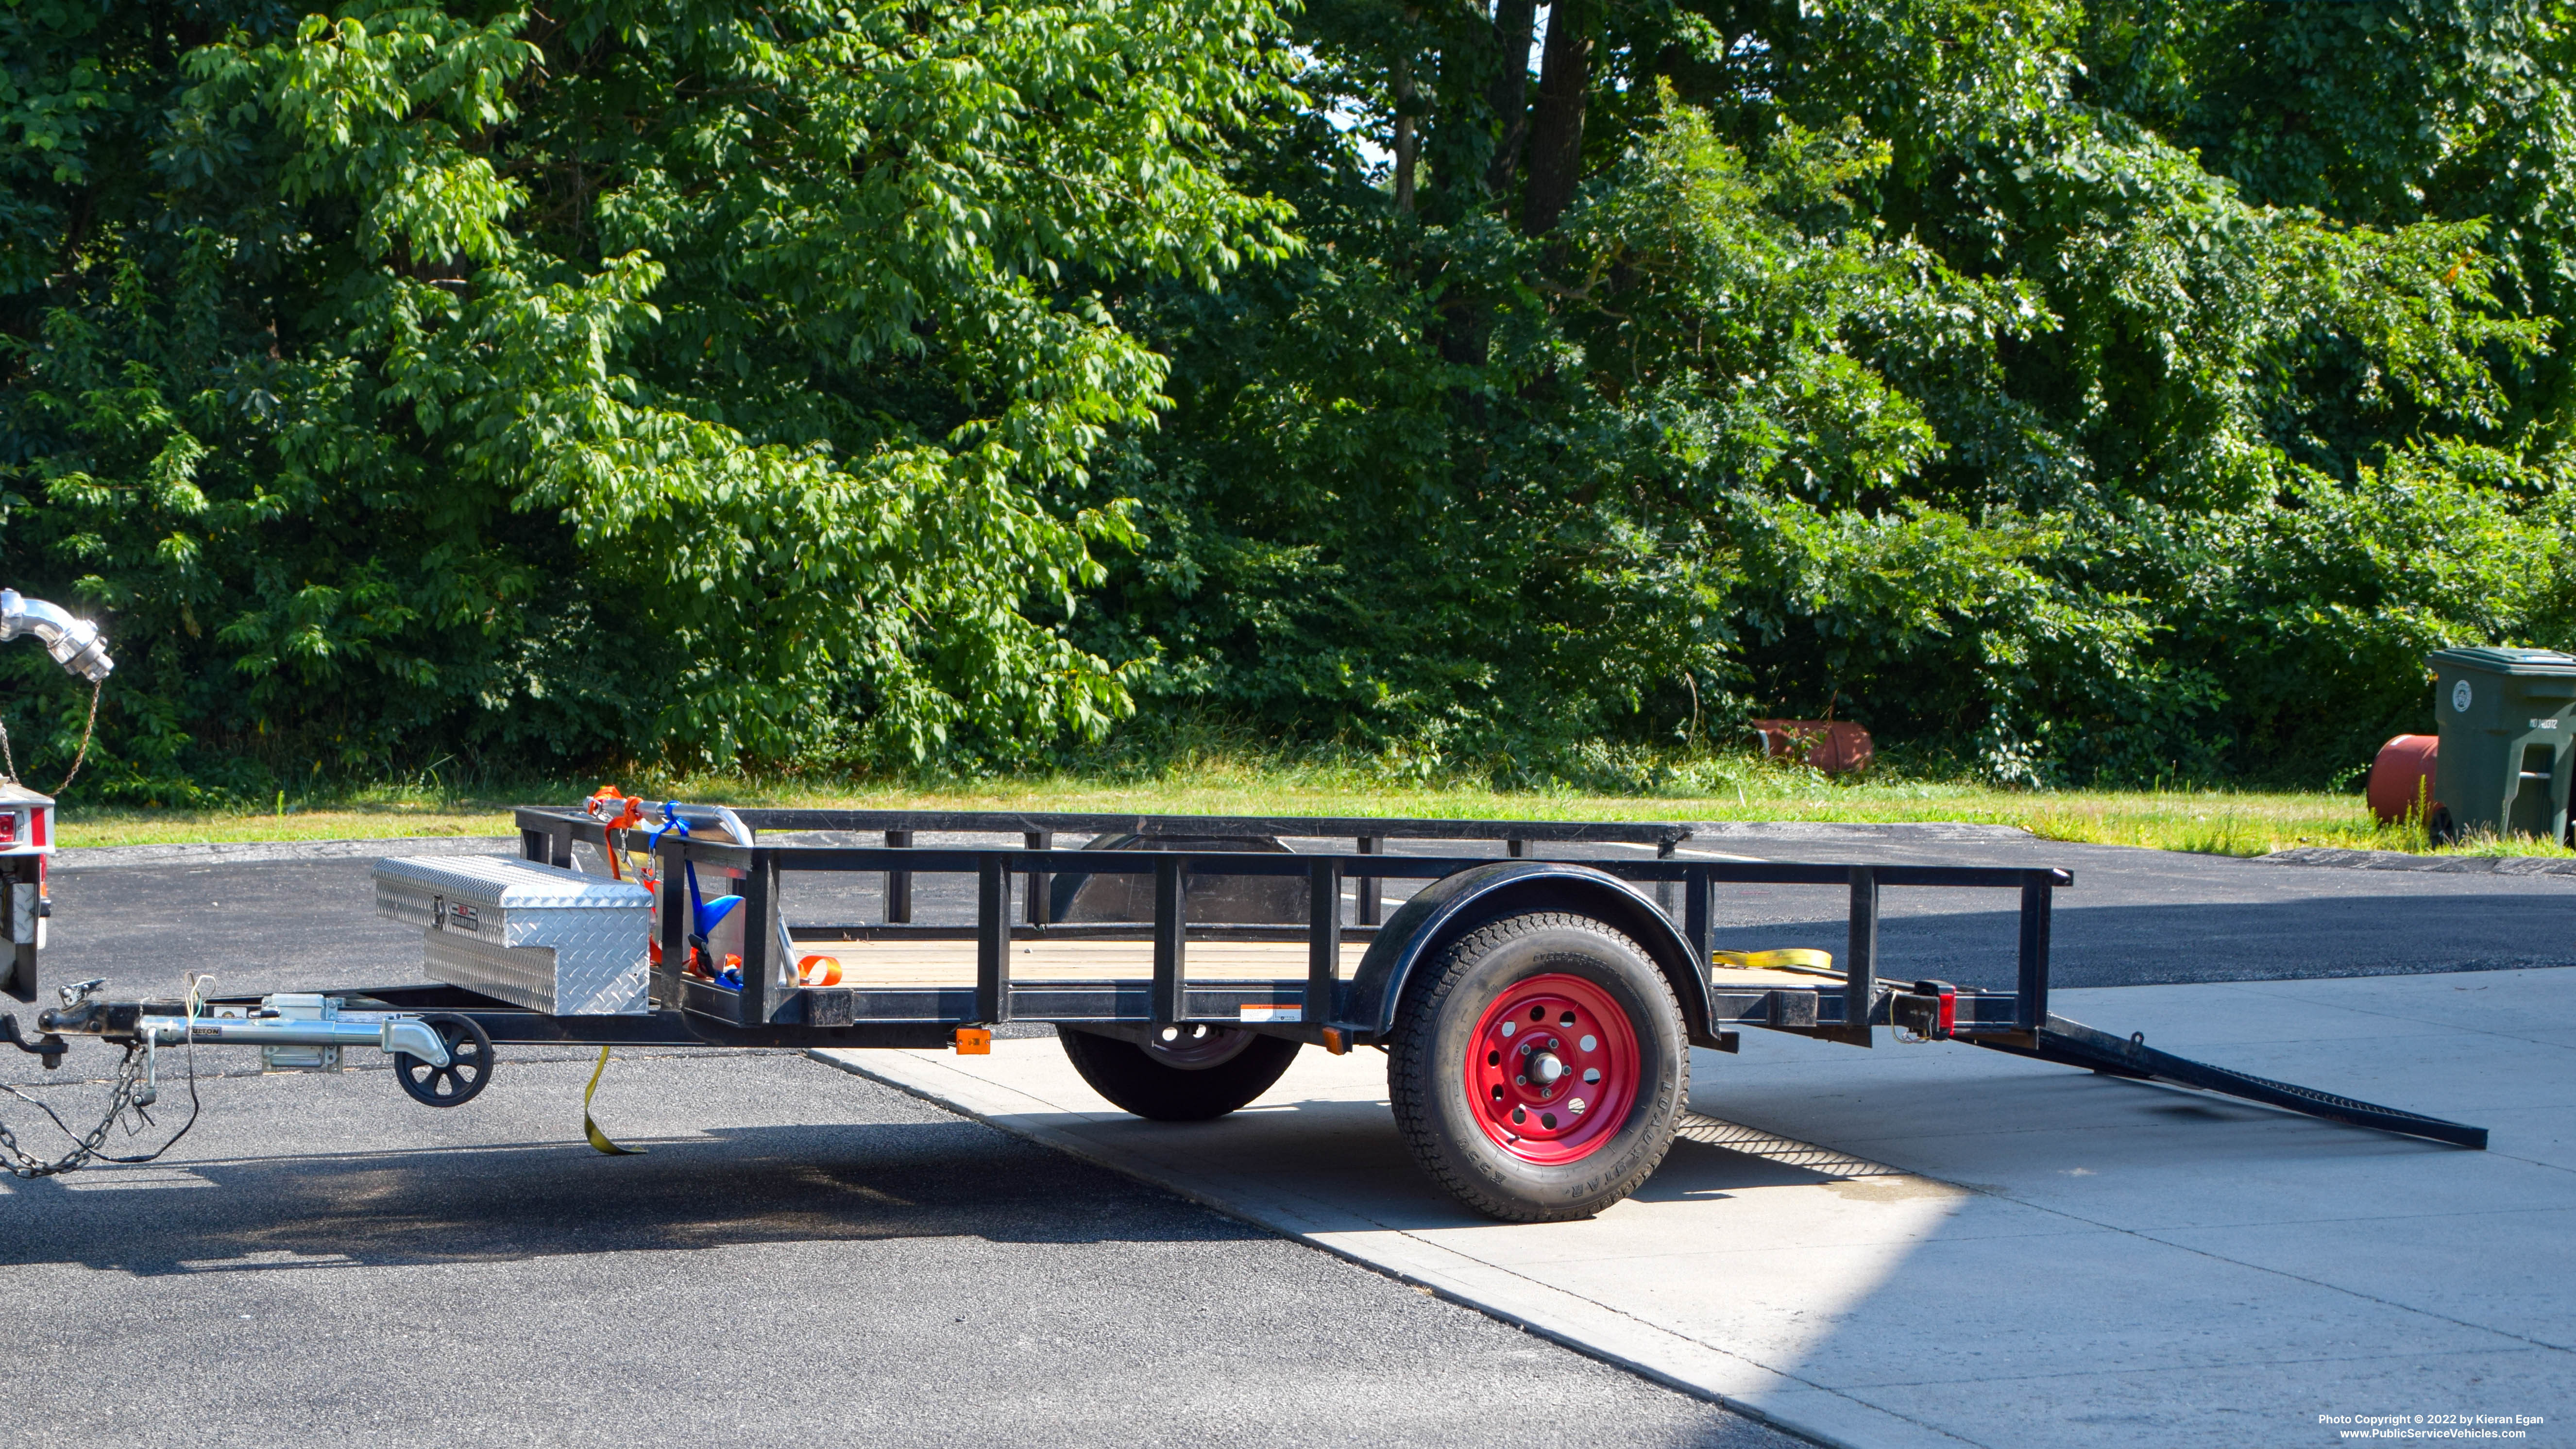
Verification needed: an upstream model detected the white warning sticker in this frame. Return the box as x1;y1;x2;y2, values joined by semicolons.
1237;1003;1300;1022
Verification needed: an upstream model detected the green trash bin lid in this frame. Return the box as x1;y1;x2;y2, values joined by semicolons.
2427;646;2576;676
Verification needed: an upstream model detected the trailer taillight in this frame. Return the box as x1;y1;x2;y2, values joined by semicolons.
0;811;17;846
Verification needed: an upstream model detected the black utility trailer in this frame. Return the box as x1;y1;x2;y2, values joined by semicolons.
18;802;2487;1217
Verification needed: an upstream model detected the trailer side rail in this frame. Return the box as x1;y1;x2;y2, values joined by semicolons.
515;805;2065;1040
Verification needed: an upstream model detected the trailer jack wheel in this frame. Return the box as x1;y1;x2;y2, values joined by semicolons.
392;1013;494;1108
1389;911;1686;1222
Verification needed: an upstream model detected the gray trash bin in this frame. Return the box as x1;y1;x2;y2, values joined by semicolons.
2426;647;2576;843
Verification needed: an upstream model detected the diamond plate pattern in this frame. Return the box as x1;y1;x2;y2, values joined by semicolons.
374;856;652;1015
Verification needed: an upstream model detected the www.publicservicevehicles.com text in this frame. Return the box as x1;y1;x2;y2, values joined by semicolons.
2321;1414;2544;1440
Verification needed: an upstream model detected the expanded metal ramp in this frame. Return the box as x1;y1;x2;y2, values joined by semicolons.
1973;1014;2489;1149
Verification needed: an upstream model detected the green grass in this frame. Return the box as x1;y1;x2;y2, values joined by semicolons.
51;750;2572;860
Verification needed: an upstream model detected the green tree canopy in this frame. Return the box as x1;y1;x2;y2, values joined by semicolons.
1093;0;2574;783
4;0;1292;796
5;0;2572;795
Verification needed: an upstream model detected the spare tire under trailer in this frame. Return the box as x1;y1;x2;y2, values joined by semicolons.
1060;1024;1303;1121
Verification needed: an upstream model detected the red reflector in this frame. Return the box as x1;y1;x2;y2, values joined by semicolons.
1936;990;1955;1036
31;808;45;849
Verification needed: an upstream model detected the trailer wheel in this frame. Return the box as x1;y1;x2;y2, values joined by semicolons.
1388;911;1685;1222
1059;1026;1301;1121
391;1013;494;1108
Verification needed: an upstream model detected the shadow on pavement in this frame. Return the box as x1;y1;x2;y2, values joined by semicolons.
0;1118;1269;1277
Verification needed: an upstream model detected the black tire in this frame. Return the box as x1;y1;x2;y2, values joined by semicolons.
1060;1026;1302;1121
392;1013;495;1108
1388;911;1686;1222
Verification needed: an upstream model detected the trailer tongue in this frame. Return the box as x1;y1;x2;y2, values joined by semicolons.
5;800;2488;1212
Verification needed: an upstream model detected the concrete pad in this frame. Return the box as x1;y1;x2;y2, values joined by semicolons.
814;968;2576;1449
2474;1106;2576;1173
2220;970;2576;1046
1860;1349;2568;1449
2143;1206;2576;1344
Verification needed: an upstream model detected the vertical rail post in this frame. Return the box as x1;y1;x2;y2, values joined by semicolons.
525;822;571;870
1152;855;1187;1026
1842;865;1877;1047
1355;837;1381;926
1682;867;1712;971
656;838;689;1008
1307;858;1342;1026
1023;830;1054;925
2016;873;2052;1031
1655;838;1678;917
884;829;914;924
739;849;777;1025
1506;838;1527;858
977;853;1011;1024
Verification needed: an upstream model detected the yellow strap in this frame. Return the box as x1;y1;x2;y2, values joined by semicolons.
1710;947;1842;977
583;1045;644;1155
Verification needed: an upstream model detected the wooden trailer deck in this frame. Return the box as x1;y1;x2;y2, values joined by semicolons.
783;935;1831;992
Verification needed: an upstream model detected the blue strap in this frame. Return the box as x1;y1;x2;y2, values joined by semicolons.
646;809;704;924
647;806;746;983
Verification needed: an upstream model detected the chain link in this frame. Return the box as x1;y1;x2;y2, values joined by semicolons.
1;974;206;1179
0;678;103;795
52;679;102;794
0;1043;154;1179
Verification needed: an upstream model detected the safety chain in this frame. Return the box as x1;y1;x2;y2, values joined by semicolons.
0;1043;156;1180
0;973;206;1179
0;678;104;795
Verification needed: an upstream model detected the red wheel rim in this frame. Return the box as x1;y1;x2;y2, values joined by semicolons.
1464;972;1640;1164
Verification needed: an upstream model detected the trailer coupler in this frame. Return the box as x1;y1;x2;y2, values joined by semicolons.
1968;1014;2488;1150
40;991;453;1067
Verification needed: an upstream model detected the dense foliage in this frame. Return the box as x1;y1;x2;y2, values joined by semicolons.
1092;0;2576;785
3;0;1293;796
4;0;2572;797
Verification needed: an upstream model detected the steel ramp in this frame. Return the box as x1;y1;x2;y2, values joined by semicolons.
1971;1014;2489;1150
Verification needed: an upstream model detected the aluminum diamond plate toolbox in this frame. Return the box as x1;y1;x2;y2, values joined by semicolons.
373;856;651;1015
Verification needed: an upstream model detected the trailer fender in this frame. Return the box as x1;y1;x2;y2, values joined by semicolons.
1344;861;1714;1046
